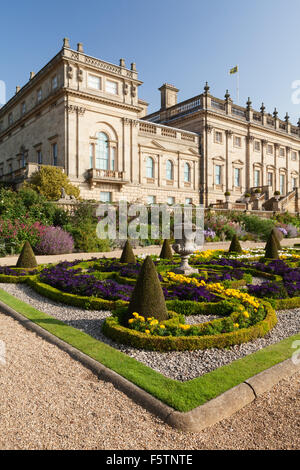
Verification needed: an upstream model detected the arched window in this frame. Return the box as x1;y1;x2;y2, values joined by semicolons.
166;160;174;180
184;162;191;182
96;132;109;170
146;157;154;178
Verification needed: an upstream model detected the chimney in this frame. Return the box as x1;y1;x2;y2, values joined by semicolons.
16;86;21;94
119;58;125;67
158;83;179;110
131;62;136;71
29;71;35;80
63;37;70;48
77;42;83;52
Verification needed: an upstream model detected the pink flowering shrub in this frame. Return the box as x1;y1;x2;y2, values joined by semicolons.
35;226;74;255
0;219;47;254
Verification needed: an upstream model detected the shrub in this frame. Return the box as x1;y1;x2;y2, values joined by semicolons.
228;234;242;253
265;233;279;259
159;239;173;260
271;228;281;249
66;222;110;253
35;226;74;255
238;214;275;240
120;240;136;263
16;241;38;268
24;166;80;200
124;256;168;326
0;219;47;254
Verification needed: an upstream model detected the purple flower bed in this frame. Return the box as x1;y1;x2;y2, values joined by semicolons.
39;263;133;301
0;266;38;276
164;284;220;302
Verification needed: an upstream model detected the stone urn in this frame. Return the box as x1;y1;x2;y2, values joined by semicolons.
172;225;198;275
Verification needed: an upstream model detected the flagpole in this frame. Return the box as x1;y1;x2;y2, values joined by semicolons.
237;66;239;105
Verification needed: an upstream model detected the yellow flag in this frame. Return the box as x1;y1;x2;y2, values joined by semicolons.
229;66;238;75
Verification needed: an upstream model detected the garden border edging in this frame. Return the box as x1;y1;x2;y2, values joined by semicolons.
0;298;299;432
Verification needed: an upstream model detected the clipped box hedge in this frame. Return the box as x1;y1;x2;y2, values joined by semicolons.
102;301;277;352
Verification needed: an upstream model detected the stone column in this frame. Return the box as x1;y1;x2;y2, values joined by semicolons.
286;146;290;194
262;139;267;187
225;130;233;192
274;144;279;193
245;134;253;191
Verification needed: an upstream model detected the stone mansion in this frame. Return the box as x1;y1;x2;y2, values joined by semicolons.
0;38;300;211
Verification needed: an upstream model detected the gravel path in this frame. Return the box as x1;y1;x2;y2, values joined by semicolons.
0;313;299;450
1;283;299;382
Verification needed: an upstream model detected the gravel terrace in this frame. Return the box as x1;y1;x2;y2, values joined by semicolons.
0;283;299;381
0;313;299;450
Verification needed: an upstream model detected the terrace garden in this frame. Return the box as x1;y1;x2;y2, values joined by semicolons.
1;244;300;352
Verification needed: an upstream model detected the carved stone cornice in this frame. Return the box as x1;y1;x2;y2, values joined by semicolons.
65;104;86;115
123;117;138;126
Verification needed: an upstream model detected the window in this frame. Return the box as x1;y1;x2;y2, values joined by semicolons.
167;196;175;205
234;168;241;187
100;191;112;203
88;74;101;90
37;89;42;102
292;151;297;161
215;131;223;144
147;195;156;204
21;150;26;168
234;136;242;147
267;172;273;187
89;144;94;168
146;157;154;178
280;174;285;195
37;150;42;165
8;113;13;126
254;140;261;152
52;75;58;89
292;177;298;189
254;169;260;187
21;102;26;115
279;147;285;157
185;198;192;205
52;143;58;166
215;165;222;185
184;163;191;182
267;144;273;155
166;160;174;180
105;80;118;94
96;132;109;170
111;147;116;171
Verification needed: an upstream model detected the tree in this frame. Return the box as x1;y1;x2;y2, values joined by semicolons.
120;240;136;264
123;256;168;326
228;234;242;253
159;239;173;260
265;233;279;259
24;165;80;201
16;241;38;268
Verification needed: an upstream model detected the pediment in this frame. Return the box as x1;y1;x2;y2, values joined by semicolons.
212;155;225;162
151;140;167;150
189;147;199;155
232;159;244;165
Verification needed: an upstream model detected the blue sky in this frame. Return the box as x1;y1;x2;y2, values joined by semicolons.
1;0;300;122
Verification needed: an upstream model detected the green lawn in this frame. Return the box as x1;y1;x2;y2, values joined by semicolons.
0;287;299;412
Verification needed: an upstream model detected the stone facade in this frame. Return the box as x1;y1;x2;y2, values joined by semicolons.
0;39;299;211
145;84;300;211
0;40;200;206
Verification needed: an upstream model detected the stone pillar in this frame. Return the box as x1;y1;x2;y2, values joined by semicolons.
286;146;290;194
246;135;253;191
274;144;279;193
225;130;232;192
262;139;267;186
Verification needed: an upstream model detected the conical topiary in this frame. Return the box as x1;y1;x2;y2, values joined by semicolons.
120;240;135;264
271;228;281;250
16;241;38;268
159;239;173;260
123;256;168;326
265;233;279;259
228;234;242;253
